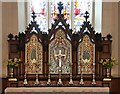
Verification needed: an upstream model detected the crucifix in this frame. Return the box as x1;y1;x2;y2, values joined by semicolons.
55;49;66;85
55;50;66;68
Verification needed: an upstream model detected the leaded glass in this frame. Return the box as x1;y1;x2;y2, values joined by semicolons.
30;0;93;32
49;0;71;25
30;0;47;32
73;0;92;32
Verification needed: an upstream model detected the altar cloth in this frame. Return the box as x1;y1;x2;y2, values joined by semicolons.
5;87;109;94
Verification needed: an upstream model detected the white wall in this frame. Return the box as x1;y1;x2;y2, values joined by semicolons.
18;2;26;33
2;2;18;77
18;2;29;33
0;1;2;93
0;1;2;78
102;2;119;77
94;0;102;33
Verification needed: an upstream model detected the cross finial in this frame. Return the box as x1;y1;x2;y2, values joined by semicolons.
84;11;89;21
57;2;63;14
32;11;36;22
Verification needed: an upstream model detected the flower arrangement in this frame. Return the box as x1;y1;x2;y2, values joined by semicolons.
99;57;117;68
7;58;21;68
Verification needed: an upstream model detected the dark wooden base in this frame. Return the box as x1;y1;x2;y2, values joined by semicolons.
10;75;104;87
1;77;120;94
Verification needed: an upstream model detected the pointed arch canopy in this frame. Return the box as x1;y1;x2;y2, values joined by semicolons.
49;29;72;74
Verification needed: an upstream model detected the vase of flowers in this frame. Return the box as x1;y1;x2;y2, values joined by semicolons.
99;57;117;77
7;58;21;77
106;68;110;77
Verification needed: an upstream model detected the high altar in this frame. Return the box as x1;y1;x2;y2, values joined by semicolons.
7;2;112;88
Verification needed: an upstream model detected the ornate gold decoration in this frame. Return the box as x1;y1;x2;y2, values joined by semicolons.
25;35;43;74
49;29;72;74
78;35;95;74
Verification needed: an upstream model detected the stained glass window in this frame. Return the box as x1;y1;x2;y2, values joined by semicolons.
30;0;47;32
30;0;93;32
50;0;71;25
73;0;92;32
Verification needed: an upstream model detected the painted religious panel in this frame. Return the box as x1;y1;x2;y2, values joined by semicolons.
49;29;72;74
25;35;43;74
78;35;95;74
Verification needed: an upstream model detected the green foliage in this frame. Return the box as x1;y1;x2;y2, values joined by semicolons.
7;58;21;68
99;57;117;68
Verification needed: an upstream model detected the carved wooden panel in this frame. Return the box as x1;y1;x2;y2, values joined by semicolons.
99;40;112;59
8;40;19;59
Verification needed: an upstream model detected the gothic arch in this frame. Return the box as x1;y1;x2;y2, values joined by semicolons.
25;34;43;74
77;35;95;74
49;29;72;74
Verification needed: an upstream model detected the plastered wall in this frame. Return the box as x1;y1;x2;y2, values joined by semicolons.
0;1;2;79
118;2;120;77
2;2;18;77
102;2;119;77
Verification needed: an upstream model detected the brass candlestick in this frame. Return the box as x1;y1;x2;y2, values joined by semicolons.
57;67;63;85
80;68;84;85
69;73;73;85
92;62;96;85
23;73;28;85
34;61;40;85
24;62;28;85
47;63;51;85
80;61;84;85
69;63;73;85
47;73;51;85
35;73;39;85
